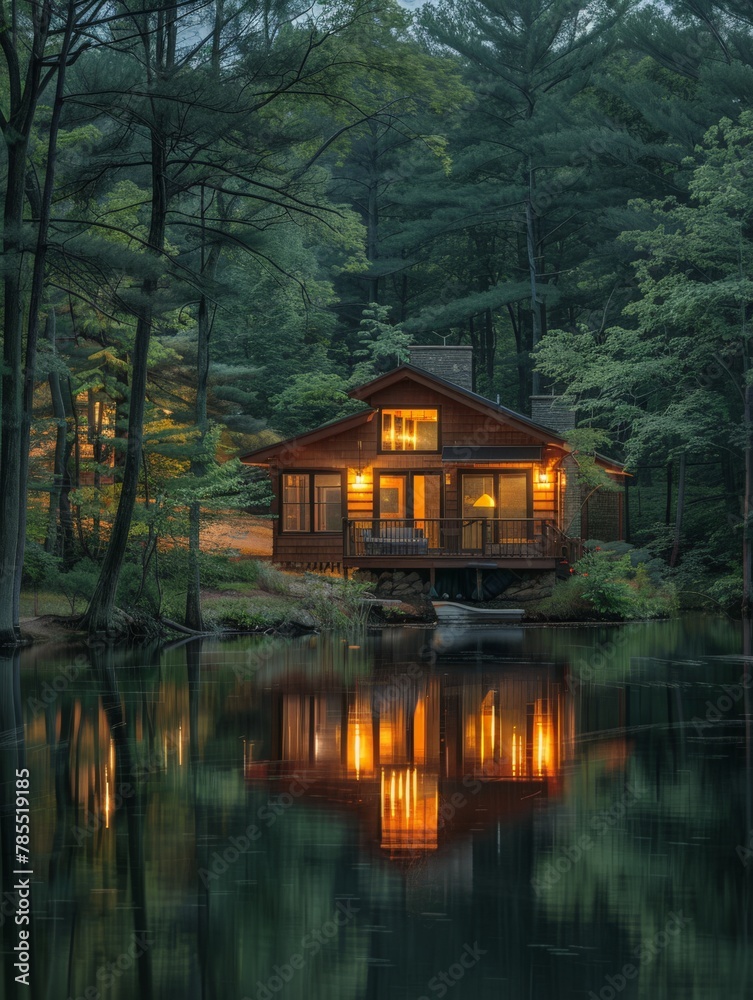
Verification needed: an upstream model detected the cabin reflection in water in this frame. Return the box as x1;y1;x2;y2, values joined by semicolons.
247;663;572;856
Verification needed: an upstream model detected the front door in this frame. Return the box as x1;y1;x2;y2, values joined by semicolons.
461;472;532;549
376;473;442;547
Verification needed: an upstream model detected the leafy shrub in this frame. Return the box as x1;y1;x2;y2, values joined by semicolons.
255;562;293;594
577;551;637;616
116;561;161;614
202;597;295;631
48;560;100;615
301;575;370;629
158;549;260;588
535;545;678;621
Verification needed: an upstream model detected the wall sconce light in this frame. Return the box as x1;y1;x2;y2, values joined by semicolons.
538;468;549;484
355;440;364;485
355;471;364;486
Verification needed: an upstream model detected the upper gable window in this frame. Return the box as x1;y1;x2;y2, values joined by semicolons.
380;408;439;452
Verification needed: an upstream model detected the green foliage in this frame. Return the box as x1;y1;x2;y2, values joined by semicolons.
300;574;371;630
22;543;59;590
23;544;101;615
269;373;366;436
353;304;413;375
47;560;100;615
255;562;294;595
201;597;298;631
536;545;679;621
577;550;641;616
116;561;161;615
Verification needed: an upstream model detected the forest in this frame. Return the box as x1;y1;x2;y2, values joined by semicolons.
3;0;753;640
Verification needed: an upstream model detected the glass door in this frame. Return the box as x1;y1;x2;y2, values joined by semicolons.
461;475;494;550
412;474;441;549
498;473;529;520
376;473;442;549
461;473;532;550
378;475;407;520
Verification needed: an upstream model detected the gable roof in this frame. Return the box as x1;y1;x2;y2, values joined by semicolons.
348;364;568;446
241;362;625;473
242;407;375;464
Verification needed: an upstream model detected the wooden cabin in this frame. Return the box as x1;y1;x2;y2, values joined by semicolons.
241;347;624;579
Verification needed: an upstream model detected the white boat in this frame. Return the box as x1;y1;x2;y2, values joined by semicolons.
432;601;524;624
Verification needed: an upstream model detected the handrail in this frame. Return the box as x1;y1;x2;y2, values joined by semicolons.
344;517;572;560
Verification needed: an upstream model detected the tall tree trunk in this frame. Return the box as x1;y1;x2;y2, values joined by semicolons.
185;227;221;631
45;311;69;556
13;1;74;629
507;302;526;413
366;128;379;304
743;386;753;619
0;139;30;643
669;452;686;568
484;307;495;385
526;166;542;397
82;128;169;635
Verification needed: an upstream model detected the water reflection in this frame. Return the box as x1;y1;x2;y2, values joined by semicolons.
2;620;753;998
252;657;568;857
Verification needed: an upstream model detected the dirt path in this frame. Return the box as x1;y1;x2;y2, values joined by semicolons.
199;514;273;558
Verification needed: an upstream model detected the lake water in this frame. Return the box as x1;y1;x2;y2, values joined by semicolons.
1;617;752;1000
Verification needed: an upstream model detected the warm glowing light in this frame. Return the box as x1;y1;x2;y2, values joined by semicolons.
481;691;496;766
538;468;549;484
473;492;496;508
413;700;426;765
347;700;373;777
534;699;555;777
512;727;518;776
105;764;110;829
380;768;439;852
537;721;543;775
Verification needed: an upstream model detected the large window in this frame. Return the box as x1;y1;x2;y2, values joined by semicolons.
282;473;342;532
380;408;439;452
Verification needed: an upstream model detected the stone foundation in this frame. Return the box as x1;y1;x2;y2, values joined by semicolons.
498;571;555;602
354;568;556;602
354;569;432;599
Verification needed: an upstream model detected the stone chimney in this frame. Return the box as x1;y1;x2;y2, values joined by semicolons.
530;395;576;434
408;345;474;391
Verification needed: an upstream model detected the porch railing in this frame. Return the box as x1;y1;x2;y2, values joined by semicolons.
344;518;577;560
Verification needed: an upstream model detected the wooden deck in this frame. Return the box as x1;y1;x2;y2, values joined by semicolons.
343;518;581;568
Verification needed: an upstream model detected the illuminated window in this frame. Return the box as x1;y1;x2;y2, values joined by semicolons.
282;473;342;532
380;408;439;451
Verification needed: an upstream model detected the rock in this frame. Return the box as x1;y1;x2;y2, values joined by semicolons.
289;609;318;628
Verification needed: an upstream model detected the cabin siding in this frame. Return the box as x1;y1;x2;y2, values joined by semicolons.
245;367;623;569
